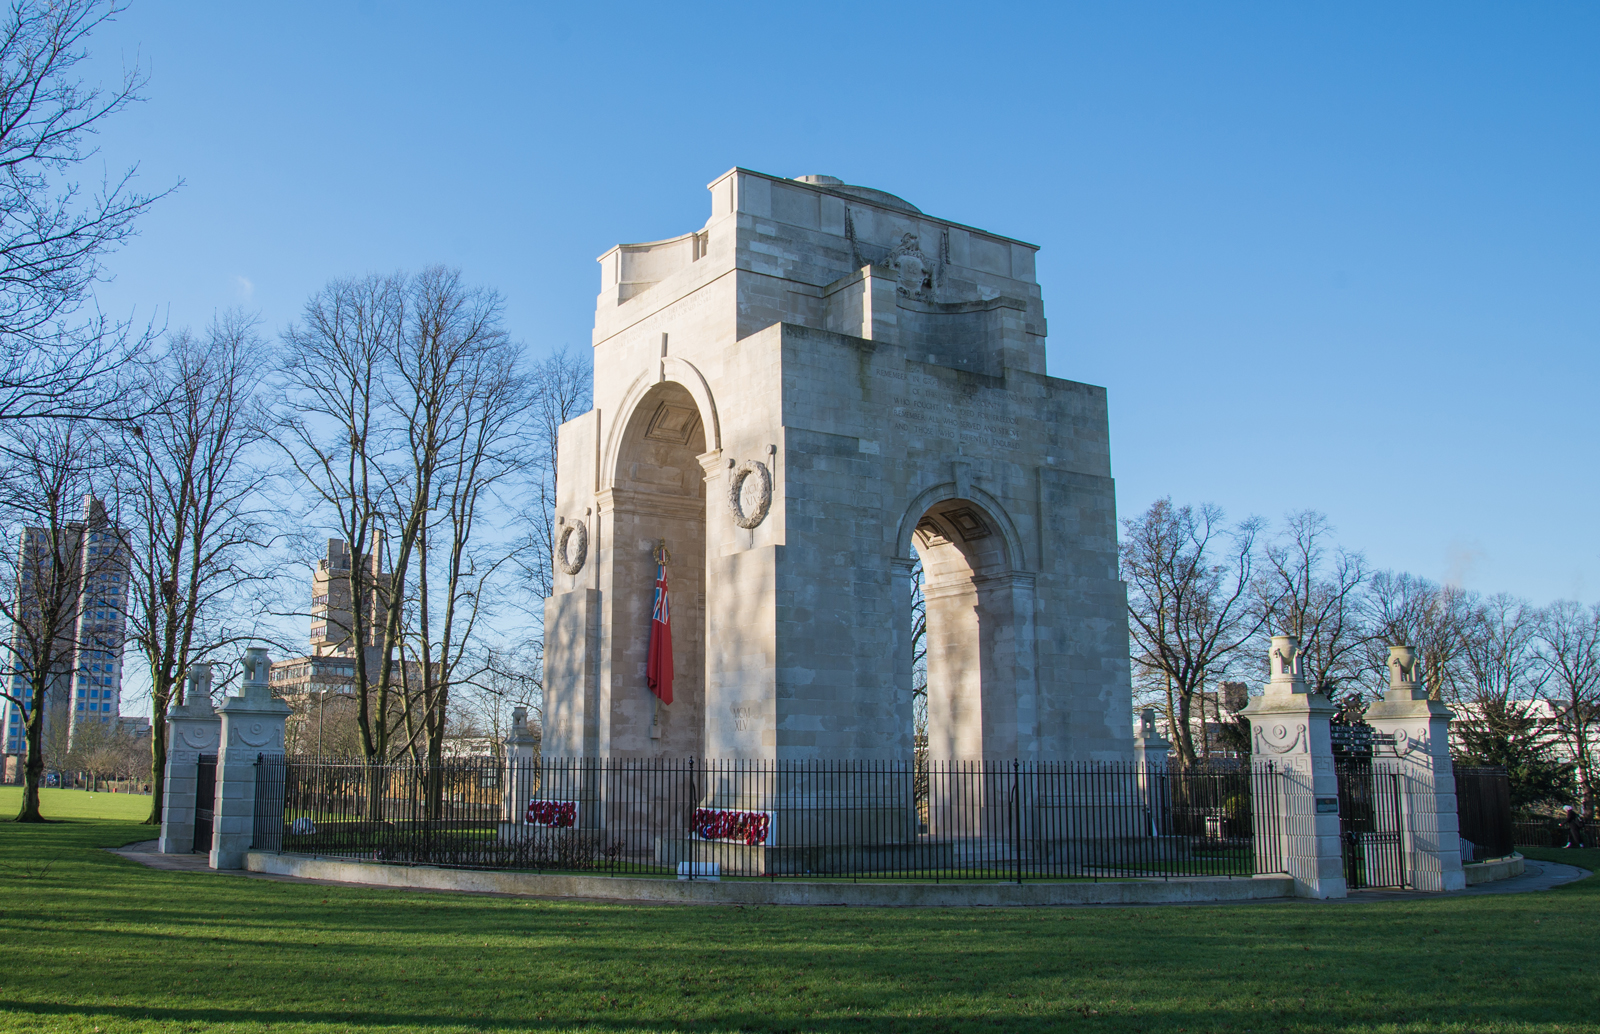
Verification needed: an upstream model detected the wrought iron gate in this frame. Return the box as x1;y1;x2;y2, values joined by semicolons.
1335;761;1405;889
193;754;217;853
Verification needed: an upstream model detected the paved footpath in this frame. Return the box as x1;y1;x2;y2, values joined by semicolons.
1336;857;1590;903
109;840;1591;907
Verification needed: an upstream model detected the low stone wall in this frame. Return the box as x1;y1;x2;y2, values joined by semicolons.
246;851;1296;907
1463;853;1525;886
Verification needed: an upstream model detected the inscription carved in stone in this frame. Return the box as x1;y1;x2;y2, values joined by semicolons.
890;380;1021;450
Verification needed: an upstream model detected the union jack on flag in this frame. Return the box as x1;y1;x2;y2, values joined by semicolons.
646;563;673;704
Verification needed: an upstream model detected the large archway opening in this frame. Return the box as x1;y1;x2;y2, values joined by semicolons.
907;496;1031;762
609;381;707;757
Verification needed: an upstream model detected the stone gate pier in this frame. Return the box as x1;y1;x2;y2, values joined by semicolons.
1365;645;1467;892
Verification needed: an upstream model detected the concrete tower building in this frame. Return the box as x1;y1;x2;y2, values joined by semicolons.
3;495;129;760
268;538;387;699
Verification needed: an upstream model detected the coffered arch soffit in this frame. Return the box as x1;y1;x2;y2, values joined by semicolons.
601;356;721;491
896;482;1028;574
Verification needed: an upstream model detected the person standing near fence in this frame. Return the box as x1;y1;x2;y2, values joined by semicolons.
1562;805;1586;848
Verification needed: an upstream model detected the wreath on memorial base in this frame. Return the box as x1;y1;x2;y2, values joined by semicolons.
527;799;578;827
691;807;772;846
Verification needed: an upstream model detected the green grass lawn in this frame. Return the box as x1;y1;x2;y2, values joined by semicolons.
0;786;152;822
0;789;1596;1033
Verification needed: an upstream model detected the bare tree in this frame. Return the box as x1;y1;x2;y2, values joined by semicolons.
1256;511;1370;695
64;712;135;790
119;313;277;825
38;687;70;783
0;420;118;819
284;690;364;757
279;268;523;789
1453;594;1575;808
466;645;544;752
1121;498;1266;766
519;345;591;603
1363;571;1476;701
385;269;530;800
278;273;406;766
452;647;544;760
909;557;928;739
1458;594;1543;705
1536;600;1600;813
0;1;175;426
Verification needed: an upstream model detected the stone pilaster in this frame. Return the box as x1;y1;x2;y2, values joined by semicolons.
209;649;289;870
1132;707;1171;838
1242;636;1346;899
158;664;220;853
502;706;541;825
1133;707;1170;772
1364;645;1466;892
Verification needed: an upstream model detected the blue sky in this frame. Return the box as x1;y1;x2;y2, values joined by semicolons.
82;1;1598;605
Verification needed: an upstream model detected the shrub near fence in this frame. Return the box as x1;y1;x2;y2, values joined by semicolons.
253;755;1289;882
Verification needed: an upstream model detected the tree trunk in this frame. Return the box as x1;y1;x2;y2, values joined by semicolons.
425;709;445;821
1173;688;1199;768
145;695;169;825
17;704;45;822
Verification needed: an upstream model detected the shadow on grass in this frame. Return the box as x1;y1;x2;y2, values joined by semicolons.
0;997;1547;1034
5;818;1600;1033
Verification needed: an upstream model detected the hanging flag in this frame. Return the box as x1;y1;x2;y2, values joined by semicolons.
646;562;674;704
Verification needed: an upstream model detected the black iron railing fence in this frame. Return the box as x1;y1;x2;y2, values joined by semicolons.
1335;758;1407;889
252;755;1289;882
1515;819;1595;849
1454;766;1514;859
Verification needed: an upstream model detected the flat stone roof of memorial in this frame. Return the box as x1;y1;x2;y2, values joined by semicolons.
711;166;1040;251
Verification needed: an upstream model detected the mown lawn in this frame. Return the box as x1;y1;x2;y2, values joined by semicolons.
0;787;1595;1033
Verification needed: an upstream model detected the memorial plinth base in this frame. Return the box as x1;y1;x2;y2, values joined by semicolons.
494;824;608;867
654;837;957;876
1028;835;1196;866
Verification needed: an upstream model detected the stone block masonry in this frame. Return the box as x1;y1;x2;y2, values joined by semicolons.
544;168;1134;772
209;649;288;870
158;664;219;854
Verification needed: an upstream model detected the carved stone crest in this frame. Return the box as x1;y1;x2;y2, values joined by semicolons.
728;460;772;529
884;232;934;296
556;517;588;575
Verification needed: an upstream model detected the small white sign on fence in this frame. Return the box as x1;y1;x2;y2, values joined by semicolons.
677;861;721;881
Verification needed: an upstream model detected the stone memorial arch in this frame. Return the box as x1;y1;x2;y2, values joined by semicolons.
543;168;1133;766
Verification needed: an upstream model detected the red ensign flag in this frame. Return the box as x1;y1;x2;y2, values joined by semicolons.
646;563;674;704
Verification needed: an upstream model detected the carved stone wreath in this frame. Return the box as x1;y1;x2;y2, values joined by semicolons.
728;460;772;529
556;519;588;575
1254;722;1308;756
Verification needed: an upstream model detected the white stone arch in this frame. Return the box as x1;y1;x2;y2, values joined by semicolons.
601;356;721;490
894;482;1028;572
597;368;716;759
896;483;1039;765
